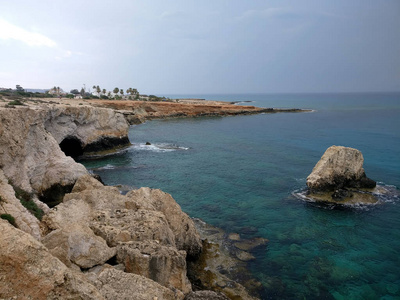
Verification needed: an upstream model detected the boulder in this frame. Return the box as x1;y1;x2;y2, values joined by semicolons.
0;219;103;299
306;146;377;204
86;265;184;300
90;209;176;247
127;187;203;259
42;198;92;231
116;240;192;294
42;223;116;269
307;146;376;192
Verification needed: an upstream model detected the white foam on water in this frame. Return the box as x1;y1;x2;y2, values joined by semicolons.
131;143;189;153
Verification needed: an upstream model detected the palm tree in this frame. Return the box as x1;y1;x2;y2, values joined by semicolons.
96;86;101;97
113;87;119;99
120;89;124;96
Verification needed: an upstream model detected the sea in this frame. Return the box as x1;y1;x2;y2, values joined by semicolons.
81;93;400;299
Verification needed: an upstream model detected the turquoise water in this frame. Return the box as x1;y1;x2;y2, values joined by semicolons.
82;93;400;299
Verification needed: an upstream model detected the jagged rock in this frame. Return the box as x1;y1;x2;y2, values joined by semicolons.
64;175;129;211
44;106;130;155
86;265;184;300
117;240;192;294
184;290;230;300
307;146;376;192
0;169;42;240
90;209;176;247
0;219;104;299
42;198;92;231
127;188;203;259
0;169;41;237
188;219;263;300
0;107;88;198
42;223;116;269
306;146;378;204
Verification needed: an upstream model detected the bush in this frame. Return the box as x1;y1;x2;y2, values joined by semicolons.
1;214;17;227
12;185;44;220
8;99;25;106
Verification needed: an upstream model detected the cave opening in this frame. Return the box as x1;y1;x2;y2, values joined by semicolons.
59;136;83;159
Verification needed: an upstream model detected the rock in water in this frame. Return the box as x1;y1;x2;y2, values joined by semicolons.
306;146;377;204
307;146;376;191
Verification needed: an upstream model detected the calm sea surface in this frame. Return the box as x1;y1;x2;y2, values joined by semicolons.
82;93;400;299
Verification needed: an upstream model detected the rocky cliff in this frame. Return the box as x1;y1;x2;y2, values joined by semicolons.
0;105;129;206
0;102;256;299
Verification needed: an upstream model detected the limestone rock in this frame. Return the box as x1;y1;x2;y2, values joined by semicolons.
44;106;130;155
307;146;376;192
127;187;202;259
0;219;104;299
42;198;92;231
64;175;128;211
42;223;116;269
117;240;192;294
0;107;88;198
86;265;184;300
90;209;176;247
0;169;41;239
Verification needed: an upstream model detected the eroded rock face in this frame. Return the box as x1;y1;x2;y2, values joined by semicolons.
306;146;377;204
42;174;201;295
44;106;130;156
127;187;203;260
0;107;88;196
117;240;192;294
307;146;376;192
0;219;104;300
42;223;116;269
86;265;185;300
0;169;42;239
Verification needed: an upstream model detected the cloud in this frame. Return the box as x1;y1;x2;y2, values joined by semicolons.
238;7;342;21
239;7;298;20
0;19;56;47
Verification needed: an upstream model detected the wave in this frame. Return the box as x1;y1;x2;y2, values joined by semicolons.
130;143;189;153
292;184;399;210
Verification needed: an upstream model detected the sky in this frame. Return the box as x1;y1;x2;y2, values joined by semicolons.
0;0;399;95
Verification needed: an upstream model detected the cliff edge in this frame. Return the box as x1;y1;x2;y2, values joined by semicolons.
0;101;257;299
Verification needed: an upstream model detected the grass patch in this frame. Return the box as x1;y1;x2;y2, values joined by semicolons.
12;184;44;220
1;214;17;227
7;99;25;106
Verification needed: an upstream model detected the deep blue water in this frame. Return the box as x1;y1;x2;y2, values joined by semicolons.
82;93;400;299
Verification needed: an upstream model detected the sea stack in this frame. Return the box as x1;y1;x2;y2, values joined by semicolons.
306;146;377;204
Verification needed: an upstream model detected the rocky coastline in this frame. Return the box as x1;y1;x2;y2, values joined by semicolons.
0;96;308;299
84;98;310;125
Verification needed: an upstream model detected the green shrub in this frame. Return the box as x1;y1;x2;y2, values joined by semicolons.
12;185;44;220
8;99;25;106
1;214;17;227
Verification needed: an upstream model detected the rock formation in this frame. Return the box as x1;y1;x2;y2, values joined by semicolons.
306;146;377;204
0;105;129;208
87;99;309;125
44;106;130;156
0;100;262;299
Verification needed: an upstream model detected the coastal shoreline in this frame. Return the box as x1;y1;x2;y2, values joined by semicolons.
0;95;311;299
